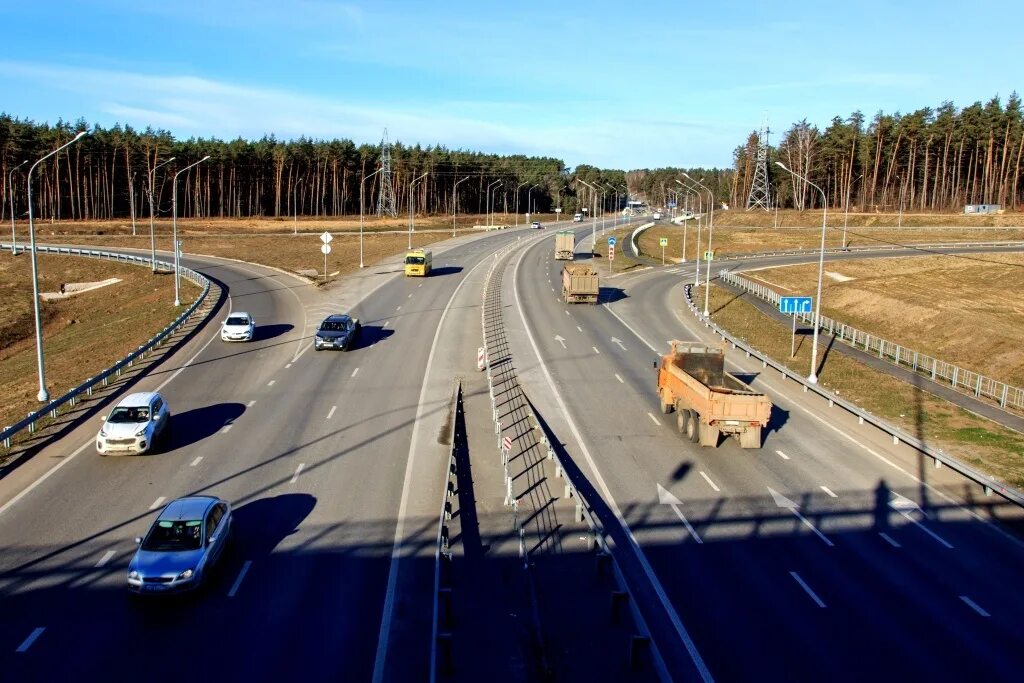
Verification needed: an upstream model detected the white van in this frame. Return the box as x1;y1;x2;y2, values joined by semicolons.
573;213;583;222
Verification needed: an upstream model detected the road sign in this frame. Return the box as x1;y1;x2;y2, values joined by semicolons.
321;243;332;255
555;207;562;214
704;250;714;260
502;436;513;452
320;231;333;244
659;237;668;247
667;201;677;208
608;245;615;260
608;236;617;246
779;296;812;314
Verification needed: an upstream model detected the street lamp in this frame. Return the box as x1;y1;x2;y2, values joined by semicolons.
683;173;715;317
676;178;702;280
576;179;599;254
293;175;304;235
897;175;905;229
172;155;210;306
527;184;540;221
360;168;383;268
8;159;27;254
27;130;87;402
486;179;502;226
452;175;470;237
514;181;528;226
843;173;863;249
408;171;428;249
148;156;175;272
776;161;828;384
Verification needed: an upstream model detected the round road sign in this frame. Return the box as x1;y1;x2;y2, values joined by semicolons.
321;243;332;255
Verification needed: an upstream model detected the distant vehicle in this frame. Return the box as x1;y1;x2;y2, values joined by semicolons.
531;221;542;229
573;213;583;222
555;230;575;260
96;392;170;455
315;314;361;351
561;264;599;304
656;341;772;449
404;248;432;276
221;312;255;342
128;496;232;594
652;211;662;219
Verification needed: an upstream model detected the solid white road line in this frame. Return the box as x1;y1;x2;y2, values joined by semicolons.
228;560;252;597
960;595;990;617
290;463;305;483
267;380;275;386
16;627;45;653
327;406;337;420
95;550;116;568
820;486;837;498
879;532;901;548
352;367;360;377
247;400;256;407
190;456;203;467
149;497;166;510
699;471;721;493
899;511;954;549
669;505;704;544
615;374;624;383
221;425;232;434
374;246;497;683
775;449;790;460
790;571;826;608
648;412;661;426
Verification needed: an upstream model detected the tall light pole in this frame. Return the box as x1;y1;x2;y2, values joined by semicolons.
172;155;210;306
452;175;470;237
897;174;905;229
9;159;27;254
360;167;383;268
527;184;540;221
148;156;175;272
408;171;428;249
677;179;702;281
486;179;501;226
683;173;715;317
776;161;828;384
27;130;87;402
514;181;528;226
293;175;304;235
576;179;599;254
129;172;138;236
843;173;863;249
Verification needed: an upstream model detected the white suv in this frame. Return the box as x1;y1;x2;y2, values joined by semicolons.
96;392;171;455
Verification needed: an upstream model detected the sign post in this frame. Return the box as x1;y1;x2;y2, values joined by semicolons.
780;296;813;359
320;231;333;282
659;237;668;265
607;236;616;275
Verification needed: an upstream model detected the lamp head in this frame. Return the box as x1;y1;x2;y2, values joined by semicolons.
775;161;787;170
201;155;211;162
73;131;87;141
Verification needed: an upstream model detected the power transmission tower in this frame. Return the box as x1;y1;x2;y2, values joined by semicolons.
746;117;772;211
377;128;398;217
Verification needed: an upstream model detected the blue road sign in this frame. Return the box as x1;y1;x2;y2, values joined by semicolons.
779;296;812;314
608;236;617;246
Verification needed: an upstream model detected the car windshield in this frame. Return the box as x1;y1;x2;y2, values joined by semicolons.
406;256;425;265
108;406;150;423
142;519;203;551
225;316;249;326
320;321;348;331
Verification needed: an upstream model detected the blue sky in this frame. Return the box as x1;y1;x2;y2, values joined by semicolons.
1;0;1021;169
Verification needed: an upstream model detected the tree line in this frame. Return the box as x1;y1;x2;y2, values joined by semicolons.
731;94;1024;212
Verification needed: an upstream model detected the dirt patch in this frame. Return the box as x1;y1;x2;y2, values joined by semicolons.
0;252;194;430
698;283;1024;488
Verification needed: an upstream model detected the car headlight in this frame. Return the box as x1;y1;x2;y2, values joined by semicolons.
135;425;148;436
128;570;140;580
99;429;107;438
178;569;194;580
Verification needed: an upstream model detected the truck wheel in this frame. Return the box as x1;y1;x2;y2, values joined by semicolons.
686;412;700;443
677;409;691;435
740;426;762;449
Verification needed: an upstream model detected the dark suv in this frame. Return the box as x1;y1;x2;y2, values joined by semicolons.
315;314;361;351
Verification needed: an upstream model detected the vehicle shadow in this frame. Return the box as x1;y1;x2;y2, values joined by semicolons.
353;325;394;350
430;266;463;277
163;403;247;453
598;286;627;303
764;404;790;439
227;493;317;561
252;323;293;342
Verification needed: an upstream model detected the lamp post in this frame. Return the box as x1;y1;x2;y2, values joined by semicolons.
683;173;715;317
486;180;501;226
293;175;304;235
452;175;470;237
527;184;540;222
129;172;137;236
172;155;210;306
676;179;702;281
27;130;87;402
360;168;383;268
897;174;905;229
576;179;599;254
843;173;863;249
776;161;828;384
514;181;528;226
9;159;27;254
408;171;428;249
148;156;175;272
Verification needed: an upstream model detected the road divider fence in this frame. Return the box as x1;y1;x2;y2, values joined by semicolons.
0;244;212;452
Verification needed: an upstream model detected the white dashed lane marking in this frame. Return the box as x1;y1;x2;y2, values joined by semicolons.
190;456;203;467
820;486;837;498
16;627;45;653
699;472;720;492
327;406;337;419
95;550;116;568
149;497;166;510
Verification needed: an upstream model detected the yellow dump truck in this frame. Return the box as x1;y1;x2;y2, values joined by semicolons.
657;341;772;448
561;264;599;304
555;230;575;260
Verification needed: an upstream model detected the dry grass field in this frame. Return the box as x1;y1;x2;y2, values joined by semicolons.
741;254;1024;386
697;283;1024;488
0;252;196;430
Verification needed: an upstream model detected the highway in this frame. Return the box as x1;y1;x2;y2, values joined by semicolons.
501;226;1024;681
0;226;550;681
2;221;1023;682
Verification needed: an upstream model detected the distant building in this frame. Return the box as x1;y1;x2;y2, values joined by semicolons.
964;204;1001;214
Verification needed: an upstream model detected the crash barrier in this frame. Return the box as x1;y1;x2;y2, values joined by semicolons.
682;283;1024;508
0;244;212;451
718;269;1024;412
477;242;669;678
629;222;656;258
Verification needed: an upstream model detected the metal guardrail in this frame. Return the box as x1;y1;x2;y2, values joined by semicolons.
719;269;1024;412
630;222;656;258
0;243;212;450
712;240;1024;263
682;283;1024;508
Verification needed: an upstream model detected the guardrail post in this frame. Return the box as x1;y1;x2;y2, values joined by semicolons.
610;591;628;623
629;636;651;671
934;457;942;469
